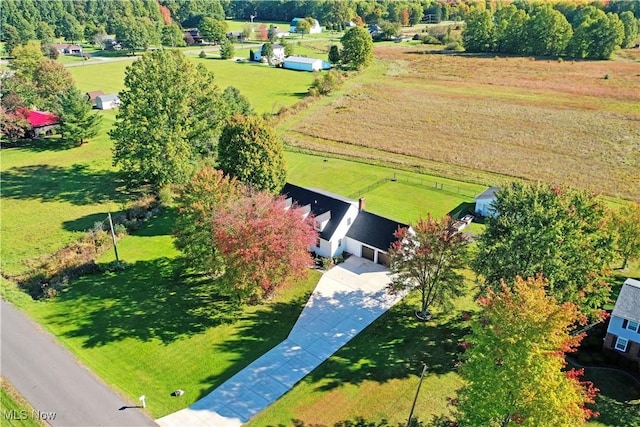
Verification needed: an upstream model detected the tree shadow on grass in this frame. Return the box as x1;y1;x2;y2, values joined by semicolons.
304;300;469;392
583;368;640;426
195;292;314;398
1;164;128;205
61;206;177;235
208;286;470;394
44;258;241;347
1;136;77;152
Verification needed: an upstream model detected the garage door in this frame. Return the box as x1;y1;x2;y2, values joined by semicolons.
377;252;389;267
362;246;375;262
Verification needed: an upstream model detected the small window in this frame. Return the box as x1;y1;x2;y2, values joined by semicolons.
615;337;629;352
316;237;321;248
347;217;352;226
314;220;321;231
338;238;343;247
626;320;639;333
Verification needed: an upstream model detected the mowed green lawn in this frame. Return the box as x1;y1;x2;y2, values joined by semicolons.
11;208;322;418
0;110;123;277
67;51;316;114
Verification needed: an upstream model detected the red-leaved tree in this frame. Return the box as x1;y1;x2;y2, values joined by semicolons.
212;190;317;301
175;166;317;303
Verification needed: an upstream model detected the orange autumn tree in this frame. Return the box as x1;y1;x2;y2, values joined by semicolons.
456;276;598;427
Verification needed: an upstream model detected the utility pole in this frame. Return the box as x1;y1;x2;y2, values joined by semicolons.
406;364;427;427
107;212;120;264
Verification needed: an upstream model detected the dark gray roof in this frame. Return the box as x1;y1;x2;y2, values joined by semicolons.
346;211;407;252
475;186;499;200
612;279;640;323
281;183;354;241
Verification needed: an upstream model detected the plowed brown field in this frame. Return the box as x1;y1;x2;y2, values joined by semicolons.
281;44;640;201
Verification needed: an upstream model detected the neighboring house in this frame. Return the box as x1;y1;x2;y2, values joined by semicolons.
290;18;322;34
86;91;105;108
18;108;61;138
604;278;640;362
95;94;120;110
226;32;245;42
283;56;325;72
50;43;83;55
368;24;382;37
281;183;407;266
184;28;203;44
474;186;499;217
252;43;285;63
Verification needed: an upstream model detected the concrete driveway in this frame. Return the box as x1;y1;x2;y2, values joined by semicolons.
156;256;405;427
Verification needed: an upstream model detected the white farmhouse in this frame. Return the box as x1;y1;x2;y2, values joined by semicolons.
474;186;499;217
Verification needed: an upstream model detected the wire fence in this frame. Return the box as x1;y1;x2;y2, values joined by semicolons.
348;174;478;200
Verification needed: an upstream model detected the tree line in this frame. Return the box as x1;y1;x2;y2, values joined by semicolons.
463;3;639;59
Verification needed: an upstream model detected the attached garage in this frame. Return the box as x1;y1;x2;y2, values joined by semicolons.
362;246;375;262
345;210;407;268
377;252;390;267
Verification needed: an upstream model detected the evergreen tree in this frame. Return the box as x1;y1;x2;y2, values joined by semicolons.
57;87;102;146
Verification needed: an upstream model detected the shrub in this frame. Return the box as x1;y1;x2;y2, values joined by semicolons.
199;50;207;58
321;257;333;270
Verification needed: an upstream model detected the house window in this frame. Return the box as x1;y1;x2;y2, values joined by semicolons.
316;237;321;248
314;220;321;231
347;217;352;226
615;337;629;352
338;238;343;247
626;320;639;333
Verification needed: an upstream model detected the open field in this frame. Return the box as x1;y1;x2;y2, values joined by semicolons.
280;44;640;201
66;52;315;114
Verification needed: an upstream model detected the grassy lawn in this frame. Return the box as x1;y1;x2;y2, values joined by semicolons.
8;208;322;418
0;378;46;427
584;368;640;426
66;53;315;115
0;110;123;277
248;280;479;426
285;151;485;224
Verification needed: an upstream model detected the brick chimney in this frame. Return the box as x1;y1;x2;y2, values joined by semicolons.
358;197;366;212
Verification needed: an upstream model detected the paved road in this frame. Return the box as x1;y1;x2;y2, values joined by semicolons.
1;298;156;427
157;256;406;426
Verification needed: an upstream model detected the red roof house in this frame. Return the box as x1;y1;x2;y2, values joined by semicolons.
18;108;61;138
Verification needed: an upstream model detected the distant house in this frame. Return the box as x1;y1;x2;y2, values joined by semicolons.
18;108;61;138
283;56;325;72
474;187;499;217
95;94;120;110
184;28;203;44
86;91;105;108
290;17;322;34
252;43;285;63
281;183;407;265
226;32;245;42
50;43;83;55
368;24;382;38
604;278;640;362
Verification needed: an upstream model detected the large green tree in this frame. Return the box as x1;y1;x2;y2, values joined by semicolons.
110;49;226;190
199;17;228;43
114;16;159;54
620;11;639;48
217;115;286;194
462;8;495;52
568;7;624;59
456;276;598;427
610;202;640;269
526;6;573;56
340;26;373;70
174;166;241;277
472;182;614;320
387;215;469;320
56;87;102;146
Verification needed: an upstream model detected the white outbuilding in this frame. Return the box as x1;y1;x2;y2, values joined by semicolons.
283;56;324;72
474;187;499;217
95;94;120;110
